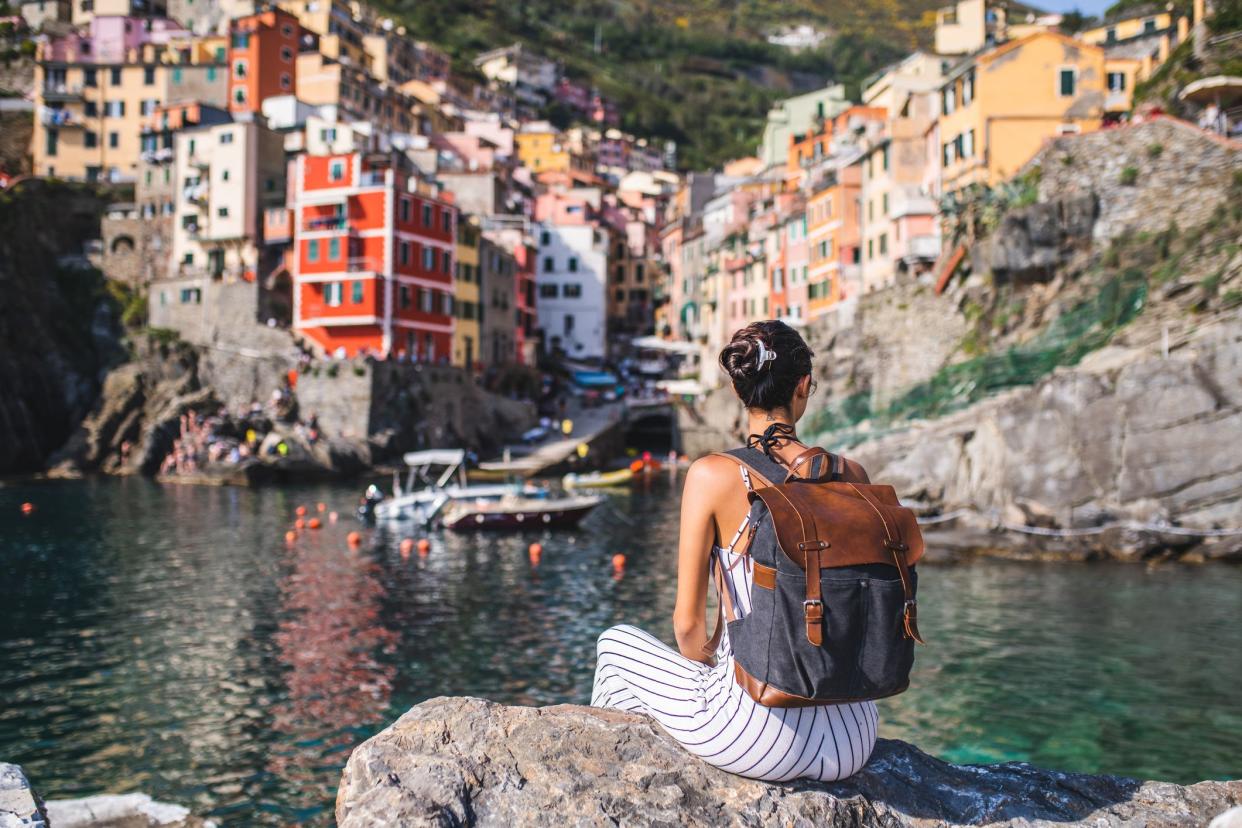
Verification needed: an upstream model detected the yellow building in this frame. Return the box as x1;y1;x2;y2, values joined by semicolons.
278;0;374;74
515;124;571;173
453;219;482;371
33;38;228;182
937;31;1126;194
1080;5;1174;46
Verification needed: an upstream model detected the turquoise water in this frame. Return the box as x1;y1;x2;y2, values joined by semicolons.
1;477;1240;823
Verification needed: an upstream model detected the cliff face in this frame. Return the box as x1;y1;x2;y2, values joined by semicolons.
0;180;119;475
336;697;1242;827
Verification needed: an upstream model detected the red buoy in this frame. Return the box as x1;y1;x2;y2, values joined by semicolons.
347;531;362;548
417;538;431;556
399;538;415;556
284;530;297;545
20;502;35;516
295;505;308;517
308;517;322;530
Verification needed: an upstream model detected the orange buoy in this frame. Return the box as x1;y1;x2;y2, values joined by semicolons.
317;502;327;512
294;517;306;529
308;517;322;530
399;538;415;556
295;505;308;517
612;553;626;570
529;548;542;566
528;542;542;556
284;530;297;544
20;502;35;515
328;511;339;523
629;459;644;473
417;538;431;556
347;531;362;548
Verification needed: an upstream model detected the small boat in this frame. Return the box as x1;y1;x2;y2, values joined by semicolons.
361;450;541;525
442;494;603;531
562;467;635;489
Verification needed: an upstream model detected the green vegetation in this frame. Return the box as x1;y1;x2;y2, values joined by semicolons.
105;280;148;329
373;0;939;168
1120;166;1139;186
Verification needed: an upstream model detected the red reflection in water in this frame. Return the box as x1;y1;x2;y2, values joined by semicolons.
268;527;397;780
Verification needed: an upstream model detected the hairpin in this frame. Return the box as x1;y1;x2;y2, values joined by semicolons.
756;340;777;370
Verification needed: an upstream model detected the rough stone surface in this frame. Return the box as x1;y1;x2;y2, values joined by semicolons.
336;697;1242;828
847;310;1242;555
0;763;48;828
43;795;211;828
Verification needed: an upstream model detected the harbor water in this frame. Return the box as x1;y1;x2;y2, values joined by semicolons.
2;477;1240;823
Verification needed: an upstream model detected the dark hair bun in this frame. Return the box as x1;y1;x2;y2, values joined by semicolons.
718;320;814;410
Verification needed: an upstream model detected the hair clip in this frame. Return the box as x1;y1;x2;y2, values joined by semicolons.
756;340;777;370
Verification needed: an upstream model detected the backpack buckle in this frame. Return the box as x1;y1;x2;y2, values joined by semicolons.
803;599;823;610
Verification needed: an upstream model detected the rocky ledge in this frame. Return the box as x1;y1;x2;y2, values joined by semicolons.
337;697;1242;827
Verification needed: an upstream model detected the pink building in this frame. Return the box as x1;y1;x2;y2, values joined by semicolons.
41;15;188;63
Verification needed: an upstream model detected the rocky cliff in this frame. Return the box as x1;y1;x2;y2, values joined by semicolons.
0;180;120;475
336;697;1242;827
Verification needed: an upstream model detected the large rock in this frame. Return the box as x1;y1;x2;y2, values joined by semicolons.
336;697;1242;827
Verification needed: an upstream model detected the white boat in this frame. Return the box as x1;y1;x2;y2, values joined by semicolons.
362;450;539;525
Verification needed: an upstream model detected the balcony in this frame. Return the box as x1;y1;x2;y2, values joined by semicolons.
39;106;83;128
358;170;387;187
347;256;383;274
182;182;208;206
304;214;348;232
42;84;83;102
902;234;941;263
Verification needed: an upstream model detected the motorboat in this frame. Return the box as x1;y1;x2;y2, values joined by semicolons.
359;449;540;525
441;493;603;531
562;467;635;489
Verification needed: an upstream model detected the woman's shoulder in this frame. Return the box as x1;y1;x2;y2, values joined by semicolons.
835;453;871;484
685;453;742;490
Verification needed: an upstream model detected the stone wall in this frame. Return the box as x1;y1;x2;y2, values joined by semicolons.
1031;118;1242;242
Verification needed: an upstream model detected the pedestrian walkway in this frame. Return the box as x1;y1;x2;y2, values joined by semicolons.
482;400;625;476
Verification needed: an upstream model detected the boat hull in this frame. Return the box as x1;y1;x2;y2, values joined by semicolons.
444;500;600;531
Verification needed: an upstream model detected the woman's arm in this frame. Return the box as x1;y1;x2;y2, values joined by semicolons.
673;456;733;664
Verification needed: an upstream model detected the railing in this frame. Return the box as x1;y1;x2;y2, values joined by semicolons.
41;84;84;101
904;234;941;262
182;183;208;205
358;170;387;187
347;256;383;273
39;107;81;127
304;215;347;231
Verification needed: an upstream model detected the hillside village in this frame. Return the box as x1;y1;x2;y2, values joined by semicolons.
0;0;1239;476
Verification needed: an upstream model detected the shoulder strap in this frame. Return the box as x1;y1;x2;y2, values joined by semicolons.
716;446;783;487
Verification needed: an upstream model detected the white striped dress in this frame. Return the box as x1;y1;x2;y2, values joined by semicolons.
591;541;879;782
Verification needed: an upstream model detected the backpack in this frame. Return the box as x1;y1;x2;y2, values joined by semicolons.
705;445;925;707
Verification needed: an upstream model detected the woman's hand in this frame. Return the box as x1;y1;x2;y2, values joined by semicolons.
673;455;734;664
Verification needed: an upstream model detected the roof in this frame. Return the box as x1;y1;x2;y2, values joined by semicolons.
944;29;1101;83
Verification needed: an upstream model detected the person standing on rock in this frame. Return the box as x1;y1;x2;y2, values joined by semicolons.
593;320;919;783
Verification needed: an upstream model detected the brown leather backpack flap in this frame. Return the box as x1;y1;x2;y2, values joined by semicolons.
751;482;925;568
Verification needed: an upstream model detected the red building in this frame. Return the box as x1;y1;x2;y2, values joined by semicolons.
291;152;457;358
229;8;300;114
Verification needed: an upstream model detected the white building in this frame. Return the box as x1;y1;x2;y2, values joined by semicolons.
535;223;608;360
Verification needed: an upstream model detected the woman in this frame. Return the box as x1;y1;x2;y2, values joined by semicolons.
592;320;878;782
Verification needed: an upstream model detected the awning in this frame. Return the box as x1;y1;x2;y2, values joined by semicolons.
572;370;620;388
402;449;466;467
1179;76;1242;107
631;335;701;355
657;379;708;396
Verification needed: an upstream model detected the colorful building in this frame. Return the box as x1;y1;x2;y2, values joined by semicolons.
938;31;1116;194
806;164;861;319
290;152;457;358
453;219;481;370
227;8;300;114
533;190;609;359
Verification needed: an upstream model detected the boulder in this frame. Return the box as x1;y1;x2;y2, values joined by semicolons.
1;762;210;828
336;697;1242;828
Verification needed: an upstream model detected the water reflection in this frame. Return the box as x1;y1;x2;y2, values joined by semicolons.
1;477;1240;824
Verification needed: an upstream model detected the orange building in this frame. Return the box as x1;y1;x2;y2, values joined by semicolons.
228;8;300;114
806;164;862;320
291;152;458;358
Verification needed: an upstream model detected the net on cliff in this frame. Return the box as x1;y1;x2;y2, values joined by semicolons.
806;272;1149;446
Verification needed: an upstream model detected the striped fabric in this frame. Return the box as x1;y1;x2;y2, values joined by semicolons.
592;543;878;782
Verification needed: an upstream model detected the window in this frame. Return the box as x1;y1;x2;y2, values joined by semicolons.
442;250;452;273
1107;72;1127;92
110;67;121;85
234;60;247;79
564;314;575;335
881;193;888;215
422;247;434;270
422;203;432;226
46;128;58;156
882;146;889;171
399;285;411;308
329;160;344;181
143;66;155;85
84;68;97;87
942;84;955;115
1143;17;1157;33
867;239;874;260
221;169;230;181
567;256;578;273
280;73;291;91
308;240;320;262
420;289;433;313
109;132;119;149
104;100;124;117
231;32;249;48
140;99;157;115
351;281;363;304
399;241;410;266
280;46;293;62
217;206;229;217
635;264;644;283
543;256;554;272
84;100;97;117
540;230;550;246
180;287;202;304
539;283;558;298
328;238;340;260
400;197;410;222
220;131;233;145
964;129;975;158
85;131;97;148
615;288;625;302
441;210;451;232
1058;67;1077;98
233;88;247;105
879;234;888;256
564;283;582;298
281;23;294;37
325;282;343;307
962;70;974;106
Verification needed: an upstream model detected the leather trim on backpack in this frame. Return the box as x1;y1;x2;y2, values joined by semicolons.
752;562;776;589
734;661;910;708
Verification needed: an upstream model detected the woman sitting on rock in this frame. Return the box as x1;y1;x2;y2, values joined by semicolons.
592;320;882;782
